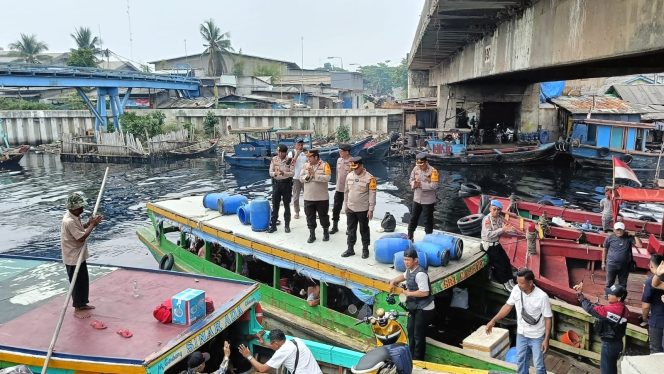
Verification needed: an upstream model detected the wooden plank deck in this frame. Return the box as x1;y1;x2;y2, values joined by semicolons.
150;195;486;291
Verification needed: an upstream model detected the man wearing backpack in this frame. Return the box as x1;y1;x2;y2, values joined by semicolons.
239;329;322;374
578;284;628;374
486;269;552;374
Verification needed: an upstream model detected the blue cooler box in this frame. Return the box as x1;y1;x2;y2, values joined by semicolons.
172;288;206;325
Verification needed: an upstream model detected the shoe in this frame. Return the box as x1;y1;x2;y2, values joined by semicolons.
267;226;277;233
307;230;316;243
362;248;369;259
285;224;291;233
323;228;330;241
407;231;414;242
330;222;339;235
341;249;355;257
294;213;300;219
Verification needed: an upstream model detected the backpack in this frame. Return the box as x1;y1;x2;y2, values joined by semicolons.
153;299;173;324
381;212;396;232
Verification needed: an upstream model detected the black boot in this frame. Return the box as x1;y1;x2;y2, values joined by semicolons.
307;229;316;243
323;228;330;241
407;231;414;242
341;247;355;257
362;246;369;259
285;222;291;233
329;221;339;234
267;224;277;233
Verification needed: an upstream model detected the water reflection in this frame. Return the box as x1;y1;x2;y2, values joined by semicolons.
1;153;655;269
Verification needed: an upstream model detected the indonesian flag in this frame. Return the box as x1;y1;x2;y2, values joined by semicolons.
613;156;641;186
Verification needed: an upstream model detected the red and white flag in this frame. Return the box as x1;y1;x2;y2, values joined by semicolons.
613;156;641;186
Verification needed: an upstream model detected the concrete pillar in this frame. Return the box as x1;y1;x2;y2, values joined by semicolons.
371;116;379;133
519;84;540;133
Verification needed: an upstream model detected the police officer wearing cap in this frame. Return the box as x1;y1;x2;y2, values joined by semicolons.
577;284;628;374
341;156;376;258
330;143;352;235
388;249;434;360
300;149;332;243
481;199;515;288
268;144;295;233
407;152;439;241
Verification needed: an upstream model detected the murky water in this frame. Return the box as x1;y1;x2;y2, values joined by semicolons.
1;153;654;268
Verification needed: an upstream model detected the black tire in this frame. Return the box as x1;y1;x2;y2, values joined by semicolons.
159;253;175;271
639;215;657;222
457;214;484;228
458;190;474;198
440;250;451;267
479;194;491;215
454;245;464;261
621;154;633;164
598;147;610;157
460;183;482;194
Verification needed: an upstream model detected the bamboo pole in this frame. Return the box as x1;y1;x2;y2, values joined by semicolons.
41;167;110;374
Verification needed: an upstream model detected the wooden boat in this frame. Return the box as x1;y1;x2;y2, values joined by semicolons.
0;144;29;167
168;139;218;158
564;118;663;170
356;133;398;161
137;195;518;372
427;142;557;166
0;254;381;374
223;127;275;169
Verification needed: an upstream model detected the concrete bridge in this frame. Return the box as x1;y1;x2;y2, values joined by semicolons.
408;0;664;134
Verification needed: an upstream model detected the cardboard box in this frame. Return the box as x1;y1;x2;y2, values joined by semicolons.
462;325;510;358
172;288;206;325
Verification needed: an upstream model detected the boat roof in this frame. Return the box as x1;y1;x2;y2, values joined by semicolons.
275;130;314;135
228;127;275;134
574;118;655;129
0;255;259;369
147;196;487;293
615;187;664;203
424;128;472;134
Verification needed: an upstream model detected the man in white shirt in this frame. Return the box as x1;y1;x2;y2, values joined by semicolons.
288;139;309;220
239;329;322;374
486;269;552;374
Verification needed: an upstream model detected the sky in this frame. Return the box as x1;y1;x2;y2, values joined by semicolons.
0;0;425;69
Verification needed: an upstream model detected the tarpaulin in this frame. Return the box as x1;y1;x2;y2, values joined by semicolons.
540;81;565;103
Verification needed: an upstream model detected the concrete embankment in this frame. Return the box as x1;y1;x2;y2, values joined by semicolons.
0;109;403;145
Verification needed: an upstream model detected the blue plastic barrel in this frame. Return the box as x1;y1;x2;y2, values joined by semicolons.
203;192;248;215
374;238;411;264
393;250;428;272
413;241;451;267
249;198;270;232
505;347;518;364
237;204;251;225
422;233;464;261
380;233;409;240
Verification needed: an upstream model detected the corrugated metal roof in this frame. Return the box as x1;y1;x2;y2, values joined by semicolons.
157;97;217;109
610;84;664;105
551;96;642;114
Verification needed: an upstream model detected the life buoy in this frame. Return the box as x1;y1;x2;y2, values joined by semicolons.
239;302;264;324
598;147;610;157
159;253;175;271
621;154;633;164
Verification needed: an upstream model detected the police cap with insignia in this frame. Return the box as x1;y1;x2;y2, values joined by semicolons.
277;144;288;152
349;156;363;169
415;152;428;165
339;143;351;152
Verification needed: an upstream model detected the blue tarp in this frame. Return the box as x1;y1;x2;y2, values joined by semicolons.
540;81;565;103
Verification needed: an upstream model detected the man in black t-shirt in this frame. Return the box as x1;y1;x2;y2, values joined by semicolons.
602;222;642;297
643;254;664;353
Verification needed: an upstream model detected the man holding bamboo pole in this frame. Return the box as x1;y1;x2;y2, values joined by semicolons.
60;192;103;319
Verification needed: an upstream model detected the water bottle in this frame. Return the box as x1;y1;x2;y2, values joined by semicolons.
132;280;139;298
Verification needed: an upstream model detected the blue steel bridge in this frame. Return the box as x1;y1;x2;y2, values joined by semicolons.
0;63;200;132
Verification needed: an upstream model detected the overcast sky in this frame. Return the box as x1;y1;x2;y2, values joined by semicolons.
0;0;425;69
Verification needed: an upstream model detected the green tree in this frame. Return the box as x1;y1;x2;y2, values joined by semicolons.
8;34;49;63
358;58;408;97
203;111;219;137
120;111;166;141
66;48;97;67
200;19;233;76
254;64;282;84
315;62;346;72
67;27;101;67
232;59;245;76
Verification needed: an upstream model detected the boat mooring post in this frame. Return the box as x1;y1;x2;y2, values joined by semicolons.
41;167;110;374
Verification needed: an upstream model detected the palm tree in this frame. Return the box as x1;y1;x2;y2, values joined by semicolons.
199;19;233;76
70;27;101;55
8;34;49;63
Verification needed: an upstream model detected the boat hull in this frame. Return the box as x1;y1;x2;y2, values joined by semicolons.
570;146;661;170
427;143;557;166
357;138;392;161
223;154;272;169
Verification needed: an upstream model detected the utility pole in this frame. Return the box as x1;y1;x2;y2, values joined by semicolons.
300;36;304;105
126;0;134;60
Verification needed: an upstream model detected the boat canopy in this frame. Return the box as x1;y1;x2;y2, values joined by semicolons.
614;187;664;203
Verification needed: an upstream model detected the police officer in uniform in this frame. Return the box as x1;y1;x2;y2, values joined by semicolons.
299;149;332;243
407;152;439;241
268;144;294;233
388;249;434;360
330;144;352;235
341;156;376;259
